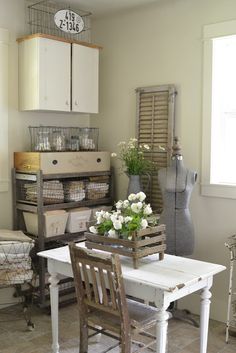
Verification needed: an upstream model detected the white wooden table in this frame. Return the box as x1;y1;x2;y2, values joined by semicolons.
38;243;225;353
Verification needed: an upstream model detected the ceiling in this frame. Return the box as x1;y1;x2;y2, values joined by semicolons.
62;0;159;18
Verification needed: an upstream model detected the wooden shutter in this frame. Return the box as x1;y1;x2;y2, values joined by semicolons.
136;85;177;212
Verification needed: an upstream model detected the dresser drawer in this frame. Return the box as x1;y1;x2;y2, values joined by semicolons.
14;151;111;174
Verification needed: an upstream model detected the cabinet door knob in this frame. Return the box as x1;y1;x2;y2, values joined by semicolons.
75;100;78;106
66;100;69;105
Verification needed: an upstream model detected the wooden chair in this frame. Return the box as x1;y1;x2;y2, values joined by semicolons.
69;243;158;353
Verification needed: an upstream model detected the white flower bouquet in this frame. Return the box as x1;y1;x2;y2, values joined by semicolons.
111;138;157;175
89;192;155;240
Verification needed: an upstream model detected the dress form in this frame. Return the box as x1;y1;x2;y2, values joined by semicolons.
158;138;197;256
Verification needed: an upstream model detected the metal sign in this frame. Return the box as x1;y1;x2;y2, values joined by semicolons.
54;9;84;34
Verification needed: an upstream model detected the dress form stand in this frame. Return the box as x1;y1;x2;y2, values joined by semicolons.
158;137;199;326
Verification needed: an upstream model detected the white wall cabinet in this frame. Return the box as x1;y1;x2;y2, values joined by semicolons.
72;44;99;113
18;35;100;113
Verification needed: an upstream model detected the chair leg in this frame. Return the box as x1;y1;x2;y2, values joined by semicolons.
80;320;88;353
120;331;131;353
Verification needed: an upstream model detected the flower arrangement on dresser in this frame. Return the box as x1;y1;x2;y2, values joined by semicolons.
111;138;156;175
111;138;161;195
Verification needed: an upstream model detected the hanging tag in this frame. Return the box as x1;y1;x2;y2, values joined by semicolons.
54;9;84;34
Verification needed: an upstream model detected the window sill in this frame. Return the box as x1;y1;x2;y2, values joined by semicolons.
201;183;236;199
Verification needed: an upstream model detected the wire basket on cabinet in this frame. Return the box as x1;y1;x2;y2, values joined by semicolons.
26;0;92;43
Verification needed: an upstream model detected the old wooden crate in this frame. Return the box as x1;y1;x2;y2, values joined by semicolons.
85;224;166;269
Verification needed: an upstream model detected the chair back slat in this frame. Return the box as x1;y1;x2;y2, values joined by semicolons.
90;267;100;304
81;263;92;301
69;244;129;320
98;268;109;306
107;270;118;310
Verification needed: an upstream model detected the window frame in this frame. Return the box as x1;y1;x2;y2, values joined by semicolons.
202;19;236;199
0;28;9;192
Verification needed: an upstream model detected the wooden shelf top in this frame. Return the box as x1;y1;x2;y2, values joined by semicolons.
16;33;103;50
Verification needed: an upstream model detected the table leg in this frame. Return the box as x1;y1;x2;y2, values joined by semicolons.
156;308;170;353
200;286;212;353
49;272;60;353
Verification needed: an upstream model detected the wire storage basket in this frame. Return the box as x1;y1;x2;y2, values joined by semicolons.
29;126;99;152
0;230;35;330
19;178;64;205
16;175;110;206
86;175;110;200
26;0;92;43
0;240;34;287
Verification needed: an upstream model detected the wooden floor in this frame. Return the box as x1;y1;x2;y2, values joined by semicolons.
0;303;235;353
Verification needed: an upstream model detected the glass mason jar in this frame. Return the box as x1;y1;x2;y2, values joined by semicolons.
35;131;51;151
51;130;66;151
70;135;80;151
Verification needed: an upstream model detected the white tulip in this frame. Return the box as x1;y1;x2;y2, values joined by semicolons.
128;193;137;201
118;215;124;223
124;216;132;223
108;229;117;238
123;200;129;208
95;210;105;218
113;220;122;230
136;191;146;202
97;216;103;224
111;152;117;157
131;202;142;213
89;226;97;234
141;219;148;229
143;204;152;215
104;212;111;220
116;200;123;209
110;214;118;223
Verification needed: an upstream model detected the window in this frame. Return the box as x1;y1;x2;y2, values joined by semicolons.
202;20;236;198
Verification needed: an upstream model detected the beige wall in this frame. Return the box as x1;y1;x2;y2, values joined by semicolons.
0;0;90;228
0;0;235;322
92;0;236;322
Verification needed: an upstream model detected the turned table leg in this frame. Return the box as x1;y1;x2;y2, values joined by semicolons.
156;308;170;353
49;272;60;353
200;286;212;353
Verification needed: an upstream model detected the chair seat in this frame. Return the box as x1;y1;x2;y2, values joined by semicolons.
88;299;158;333
128;299;158;329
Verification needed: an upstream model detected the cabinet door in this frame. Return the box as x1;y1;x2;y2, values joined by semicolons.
39;38;71;111
72;44;99;113
19;37;71;111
